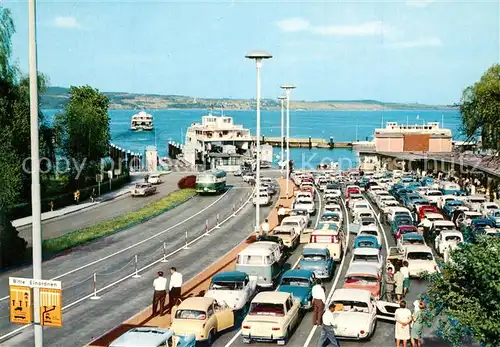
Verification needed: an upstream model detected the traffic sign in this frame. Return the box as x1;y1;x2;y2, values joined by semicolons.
9;285;32;325
40;288;62;328
9;277;61;289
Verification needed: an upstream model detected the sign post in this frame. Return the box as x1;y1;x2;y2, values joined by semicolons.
8;277;62;328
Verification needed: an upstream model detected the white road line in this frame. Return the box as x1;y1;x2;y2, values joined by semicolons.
365;196;390;253
0;189;232;303
0;190;254;343
302;197;350;347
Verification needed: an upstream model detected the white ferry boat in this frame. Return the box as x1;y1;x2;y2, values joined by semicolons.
130;111;153;131
182;112;253;171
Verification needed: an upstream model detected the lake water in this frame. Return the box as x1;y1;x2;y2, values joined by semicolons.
43;109;462;169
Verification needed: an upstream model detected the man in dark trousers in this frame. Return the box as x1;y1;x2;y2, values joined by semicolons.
152;271;167;316
317;303;341;347
312;279;325;325
169;267;183;308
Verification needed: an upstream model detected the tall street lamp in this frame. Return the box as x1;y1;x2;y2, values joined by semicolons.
280;84;296;199
278;95;286;174
28;0;43;345
246;50;272;234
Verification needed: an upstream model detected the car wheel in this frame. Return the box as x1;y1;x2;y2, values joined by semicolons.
207;329;216;346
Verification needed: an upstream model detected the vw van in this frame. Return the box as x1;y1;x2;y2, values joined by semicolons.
235;242;283;288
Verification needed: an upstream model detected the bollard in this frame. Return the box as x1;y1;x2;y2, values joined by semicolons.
232;203;237;216
204;219;210;236
90;273;100;300
161;241;168;263
132;255;141;278
214;213;221;229
184;231;190;249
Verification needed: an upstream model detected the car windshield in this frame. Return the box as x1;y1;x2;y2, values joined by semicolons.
322;216;339;222
491;211;500;217
354;254;379;262
332;300;369;312
249;303;285;316
356;205;369;209
345;276;378;284
280;277;310;287
360;230;377;237
274;230;293;236
282;222;298;227
427;191;443;196
175;309;206;320
404;239;424;245
395;211;410;217
210;281;245;290
407;252;433;260
445;236;461;242
470;198;485;203
357;241;376;247
303;254;327;261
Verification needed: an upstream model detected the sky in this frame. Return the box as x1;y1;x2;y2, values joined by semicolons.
4;0;500;104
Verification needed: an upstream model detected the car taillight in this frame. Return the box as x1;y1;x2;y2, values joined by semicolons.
243;325;251;329
272;327;280;331
434;265;437;270
296;265;300;269
360;330;365;335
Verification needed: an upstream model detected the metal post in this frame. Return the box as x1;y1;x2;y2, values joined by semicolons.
98;179;101;196
184;231;189;249
90;273;100;300
232;203;237;216
204;219;210;235
214;213;221;229
132;255;141;278
280;98;285;173
28;0;43;344
286;89;291;198
161;242;168;263
255;58;262;233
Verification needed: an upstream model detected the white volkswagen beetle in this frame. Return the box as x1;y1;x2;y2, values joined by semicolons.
329;288;398;340
205;271;257;310
434;230;463;256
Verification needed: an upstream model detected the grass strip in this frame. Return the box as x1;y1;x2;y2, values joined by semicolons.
42;188;197;256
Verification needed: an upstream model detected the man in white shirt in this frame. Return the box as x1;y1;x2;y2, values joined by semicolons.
261;219;270;236
312;279;325;325
169;267;183;309
317;303;340;347
152;271;167;316
277;205;287;224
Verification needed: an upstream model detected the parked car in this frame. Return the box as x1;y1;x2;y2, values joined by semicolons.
252;192;271;206
170;297;234;344
241;292;301;345
277;269;316;309
486;209;500;227
390;216;414;236
358;225;382;246
272;226;300;250
442;200;465;217
109;327;195;347
480;202;500;217
293;197;316;215
434;230;463;256
297;245;335;279
463;195;487;212
343;263;382;299
397;233;425;252
281;216;307;236
131;183;157;197
353;235;380;250
204;271;257;311
394;225;418;240
388;245;438;277
328;288;398;340
350;247;383;272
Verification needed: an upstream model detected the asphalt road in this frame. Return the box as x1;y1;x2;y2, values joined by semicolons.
0;174;268;346
17;172;189;244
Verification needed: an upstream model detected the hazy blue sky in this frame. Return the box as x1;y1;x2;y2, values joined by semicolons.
5;0;499;104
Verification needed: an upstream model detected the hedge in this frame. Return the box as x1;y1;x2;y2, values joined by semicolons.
41;188;197;256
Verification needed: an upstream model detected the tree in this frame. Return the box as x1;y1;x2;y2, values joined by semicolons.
460;64;500;152
54;85;110;187
423;236;500;346
0;5;27;268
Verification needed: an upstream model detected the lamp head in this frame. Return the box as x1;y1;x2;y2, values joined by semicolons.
245;50;273;60
280;84;296;90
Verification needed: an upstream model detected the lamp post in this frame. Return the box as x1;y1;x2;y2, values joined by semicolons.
278;95;286;174
28;0;43;345
246;50;272;233
280;84;296;199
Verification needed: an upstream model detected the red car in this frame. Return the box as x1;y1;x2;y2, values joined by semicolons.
346;188;360;199
395;225;418;239
418;205;440;221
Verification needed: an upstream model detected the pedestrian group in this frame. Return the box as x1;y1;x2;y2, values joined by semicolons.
152;267;183;316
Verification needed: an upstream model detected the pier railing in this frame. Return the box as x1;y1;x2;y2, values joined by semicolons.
251;136;355;149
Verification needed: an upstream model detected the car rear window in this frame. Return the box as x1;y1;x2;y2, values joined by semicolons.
249;303;285;316
280;277;310;287
175;309;206;320
407;252;433;260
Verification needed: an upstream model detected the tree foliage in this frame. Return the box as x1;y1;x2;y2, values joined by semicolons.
423;236;500;346
54;85;110;185
460;64;500;151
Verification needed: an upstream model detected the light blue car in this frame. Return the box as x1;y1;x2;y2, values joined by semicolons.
487;209;500;227
109;327;196;347
297;247;335;279
277;269;315;309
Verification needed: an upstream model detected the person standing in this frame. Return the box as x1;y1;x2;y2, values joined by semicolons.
316;303;340;347
400;261;410;297
169;267;183;308
411;301;425;347
395;300;412;347
384;267;396;302
261;219;270;236
152;271;167;316
312;279;326;326
277;205;287;225
394;268;405;303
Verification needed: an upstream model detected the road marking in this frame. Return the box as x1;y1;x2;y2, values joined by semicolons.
302;196;350;347
0;190;255;343
365;195;390;253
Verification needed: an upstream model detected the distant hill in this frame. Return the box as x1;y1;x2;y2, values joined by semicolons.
41;86;458;111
